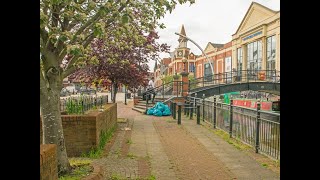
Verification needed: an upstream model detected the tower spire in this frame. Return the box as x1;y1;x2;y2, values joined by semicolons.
178;24;186;41
178;24;187;48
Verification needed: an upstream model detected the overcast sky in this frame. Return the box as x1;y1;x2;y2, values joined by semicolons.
148;0;280;71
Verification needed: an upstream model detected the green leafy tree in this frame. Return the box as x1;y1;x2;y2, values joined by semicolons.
40;0;195;174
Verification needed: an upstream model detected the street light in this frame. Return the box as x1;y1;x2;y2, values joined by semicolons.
175;32;214;76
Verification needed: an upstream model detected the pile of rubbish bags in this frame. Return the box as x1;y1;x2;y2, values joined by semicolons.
147;102;171;116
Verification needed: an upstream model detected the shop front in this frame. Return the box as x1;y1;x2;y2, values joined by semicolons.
231;2;280;82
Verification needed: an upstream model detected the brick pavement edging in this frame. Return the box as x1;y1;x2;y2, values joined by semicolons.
40;144;58;180
82;164;104;180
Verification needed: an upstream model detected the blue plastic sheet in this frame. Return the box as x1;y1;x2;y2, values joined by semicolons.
147;107;155;115
146;102;171;116
153;109;163;116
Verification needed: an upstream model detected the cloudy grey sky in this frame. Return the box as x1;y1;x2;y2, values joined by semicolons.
148;0;280;71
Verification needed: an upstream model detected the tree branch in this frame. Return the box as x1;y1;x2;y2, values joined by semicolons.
83;33;95;48
69;10;102;44
51;5;61;28
62;65;77;78
66;19;79;31
60;0;129;70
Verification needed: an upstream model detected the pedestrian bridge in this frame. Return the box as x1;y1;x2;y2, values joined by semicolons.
189;70;280;98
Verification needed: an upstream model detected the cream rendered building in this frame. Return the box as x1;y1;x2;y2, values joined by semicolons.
232;2;280;79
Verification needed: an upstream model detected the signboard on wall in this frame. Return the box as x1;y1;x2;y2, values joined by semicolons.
243;31;262;41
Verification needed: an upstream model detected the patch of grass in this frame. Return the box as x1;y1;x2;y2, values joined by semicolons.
110;173;124;180
115;149;121;155
59;162;93;180
81;124;117;158
208;127;280;174
127;139;133;144
117;118;127;123
146;154;152;160
69;158;92;166
148;174;156;180
211;129;251;151
127;152;137;159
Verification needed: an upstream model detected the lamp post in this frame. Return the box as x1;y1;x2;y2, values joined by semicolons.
175;32;214;76
182;58;188;72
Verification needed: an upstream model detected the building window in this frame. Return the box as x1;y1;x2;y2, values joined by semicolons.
267;35;276;79
189;63;195;72
225;57;232;83
204;62;213;81
237;48;242;81
247;40;262;79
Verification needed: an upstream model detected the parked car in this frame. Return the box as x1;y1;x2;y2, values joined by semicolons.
65;85;78;94
79;87;96;95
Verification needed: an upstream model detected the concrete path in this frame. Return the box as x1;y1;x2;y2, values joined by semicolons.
95;102;279;180
183;119;279;180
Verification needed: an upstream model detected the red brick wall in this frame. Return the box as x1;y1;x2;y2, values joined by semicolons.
40;144;58;180
225;50;232;57
40;103;117;157
163;58;171;65
223;41;232;48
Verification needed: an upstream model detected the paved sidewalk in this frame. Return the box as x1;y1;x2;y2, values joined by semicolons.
95;102;279;180
182;119;279;180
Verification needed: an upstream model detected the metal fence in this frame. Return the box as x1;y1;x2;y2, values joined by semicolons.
189;96;280;160
142;80;186;100
60;95;109;114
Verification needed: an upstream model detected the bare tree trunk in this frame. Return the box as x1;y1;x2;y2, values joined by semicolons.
40;72;71;175
112;82;118;103
110;85;114;102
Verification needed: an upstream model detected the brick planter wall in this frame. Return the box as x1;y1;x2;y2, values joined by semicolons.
40;103;117;157
40;144;58;180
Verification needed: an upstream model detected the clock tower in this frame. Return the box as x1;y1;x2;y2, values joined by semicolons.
168;24;196;76
176;24;190;58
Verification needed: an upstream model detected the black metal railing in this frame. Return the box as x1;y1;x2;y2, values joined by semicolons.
141;80;186;113
188;96;280;160
189;70;280;92
60;95;109;114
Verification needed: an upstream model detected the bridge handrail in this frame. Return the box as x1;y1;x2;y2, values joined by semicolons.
190;69;280;92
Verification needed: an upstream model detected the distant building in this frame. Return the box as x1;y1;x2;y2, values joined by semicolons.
195;2;280;81
167;25;197;76
154;57;171;87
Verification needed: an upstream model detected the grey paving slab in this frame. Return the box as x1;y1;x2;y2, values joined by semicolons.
129;115;178;180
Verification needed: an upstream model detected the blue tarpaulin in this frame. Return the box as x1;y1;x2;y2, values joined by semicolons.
146;102;171;116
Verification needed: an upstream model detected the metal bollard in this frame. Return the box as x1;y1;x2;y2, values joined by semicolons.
229;99;233;138
255;100;261;153
173;102;176;119
213;96;217;128
170;102;173;117
202;94;205;122
186;103;189;116
178;105;181;125
190;102;193;120
197;105;200;125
